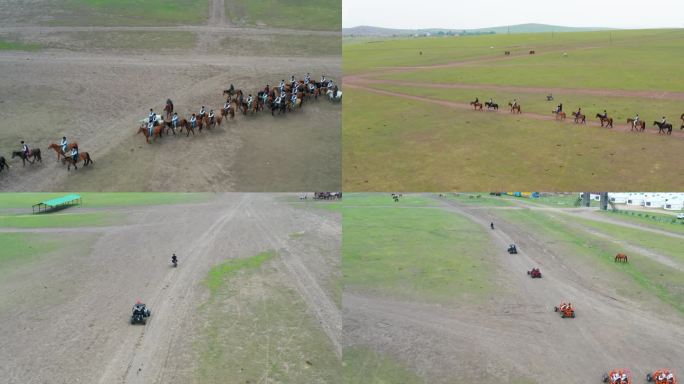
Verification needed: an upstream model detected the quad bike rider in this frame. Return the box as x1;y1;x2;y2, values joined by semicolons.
171;253;178;267
647;369;677;384
603;369;632;384
507;244;517;254
527;268;542;278
554;301;575;318
131;300;151;324
490;222;494;230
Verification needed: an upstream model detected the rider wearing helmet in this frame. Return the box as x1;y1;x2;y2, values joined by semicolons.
190;114;197;129
208;110;215;124
21;141;30;158
60;136;68;153
70;144;79;162
171;112;179;129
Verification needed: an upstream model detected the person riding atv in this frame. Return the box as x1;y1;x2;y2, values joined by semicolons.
490;222;494;230
171;253;178;267
131;300;151;324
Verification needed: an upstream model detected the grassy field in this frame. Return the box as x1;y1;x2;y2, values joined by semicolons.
342;194;495;302
0;233;63;266
343;29;684;191
602;210;684;234
343;88;683;191
495;208;684;313
443;193;515;206
226;0;341;30
0;193;206;209
197;251;341;383
0;38;41;51
0;212;119;228
344;347;421;384
51;0;209;26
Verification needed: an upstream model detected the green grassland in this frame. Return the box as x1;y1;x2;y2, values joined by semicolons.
227;0;341;30
343;88;683;191
343;29;684;191
443;193;514;206
371;83;684;129
342;194;495;302
50;0;208;26
0;233;63;266
380;30;684;92
601;210;684;235
0;212;119;228
344;29;674;75
344;346;422;384
495;208;684;313
198;251;341;383
0;38;41;51
0;193;205;209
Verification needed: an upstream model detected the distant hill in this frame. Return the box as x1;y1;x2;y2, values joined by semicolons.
343;23;614;37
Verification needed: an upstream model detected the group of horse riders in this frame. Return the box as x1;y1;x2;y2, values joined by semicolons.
18;138;77;162
550;103;668;128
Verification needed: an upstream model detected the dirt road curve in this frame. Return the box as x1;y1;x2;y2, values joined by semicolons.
344;200;684;383
346;82;684;138
0;195;341;384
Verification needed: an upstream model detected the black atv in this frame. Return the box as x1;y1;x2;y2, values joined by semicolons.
131;303;151;325
507;244;518;254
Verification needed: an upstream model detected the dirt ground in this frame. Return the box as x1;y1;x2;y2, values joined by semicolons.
343;197;684;383
0;2;341;192
0;194;341;383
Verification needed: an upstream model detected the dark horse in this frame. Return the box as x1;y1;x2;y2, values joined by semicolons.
572;112;586;124
470;101;483;110
485;101;499;111
0;156;8;173
596;114;613;128
12;148;41;166
61;152;93;171
653;121;672;135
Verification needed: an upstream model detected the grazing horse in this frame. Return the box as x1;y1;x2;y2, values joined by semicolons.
653;121;673;135
680;113;684;130
48;142;79;161
529;50;535;55
614;253;628;263
553;111;567;121
508;102;521;114
627;118;645;132
12;148;41;166
0;156;8;173
596;114;613;128
470;101;483;110
504;51;511;56
61;152;93;171
137;126;163;143
572;112;586;124
485;101;498;111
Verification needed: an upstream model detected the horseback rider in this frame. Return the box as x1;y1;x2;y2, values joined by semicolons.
247;94;254;110
304;72;311;84
474;97;479;104
279;79;286;92
290;75;296;86
148;108;155;124
327;80;334;91
661;116;667;125
490;222;494;229
171;112;179;129
601;109;608;119
333;85;339;98
557;103;563;113
147;120;154;137
512;99;518;108
488;98;494;106
208;110;215;124
199;106;206;119
21;141;30;158
321;74;326;84
633;113;640;126
264;84;270;94
575;107;582;117
171;253;177;264
224;100;231;113
60;136;69;153
190;113;197;129
274;93;283;106
291;92;297;106
70;144;79;162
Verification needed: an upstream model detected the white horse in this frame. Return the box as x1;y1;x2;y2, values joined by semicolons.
326;89;342;102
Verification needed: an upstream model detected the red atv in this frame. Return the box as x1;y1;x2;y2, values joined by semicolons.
527;268;542;278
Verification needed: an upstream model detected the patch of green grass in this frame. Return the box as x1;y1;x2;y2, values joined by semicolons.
342;87;684;191
0;233;63;266
495;208;684;313
0;193;205;209
0;39;41;51
198;252;341;383
227;0;341;30
443;193;514;206
344;346;421;384
53;31;197;50
52;0;208;26
603;210;684;235
0;212;117;228
342;193;439;207
219;33;340;56
342;196;494;302
204;251;275;294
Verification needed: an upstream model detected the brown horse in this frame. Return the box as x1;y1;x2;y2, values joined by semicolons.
179;118;195;136
572;112;586;124
627;118;645;132
48;142;79;161
596;114;613;128
504;51;511;56
508;103;521;114
221;105;235;119
554;111;566;121
680;113;684;130
614;253;628;263
138;126;163;143
12;149;41;166
529;50;535;55
61;152;93;171
470;101;483;110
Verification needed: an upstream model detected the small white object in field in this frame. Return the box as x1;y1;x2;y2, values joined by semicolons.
490;46;494;49
563;52;568;57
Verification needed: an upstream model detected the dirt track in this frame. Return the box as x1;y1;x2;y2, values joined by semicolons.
0;195;341;384
0;7;341;192
343;198;684;383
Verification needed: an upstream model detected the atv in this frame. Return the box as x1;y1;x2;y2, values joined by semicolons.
131;302;151;325
507;244;518;254
527;268;542;278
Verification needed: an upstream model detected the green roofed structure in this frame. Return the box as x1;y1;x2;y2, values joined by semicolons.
32;194;82;214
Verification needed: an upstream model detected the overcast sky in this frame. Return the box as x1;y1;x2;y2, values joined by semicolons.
343;0;684;29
